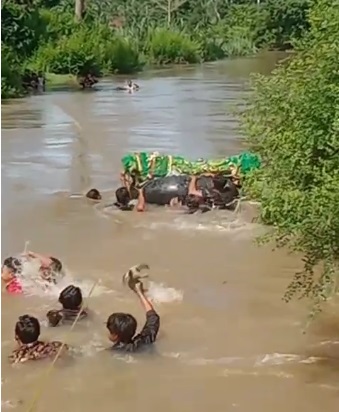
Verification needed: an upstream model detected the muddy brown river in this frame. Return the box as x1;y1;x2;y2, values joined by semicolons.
1;52;338;411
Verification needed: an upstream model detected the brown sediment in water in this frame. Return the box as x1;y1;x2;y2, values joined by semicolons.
1;53;338;411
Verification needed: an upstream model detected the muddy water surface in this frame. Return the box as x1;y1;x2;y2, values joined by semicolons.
2;52;339;411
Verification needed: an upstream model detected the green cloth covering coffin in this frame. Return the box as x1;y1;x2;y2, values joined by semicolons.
121;151;261;183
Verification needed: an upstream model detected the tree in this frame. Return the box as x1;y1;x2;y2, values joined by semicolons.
243;0;339;315
151;0;189;25
75;0;85;20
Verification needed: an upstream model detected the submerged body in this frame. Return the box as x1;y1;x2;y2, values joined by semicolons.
116;80;140;92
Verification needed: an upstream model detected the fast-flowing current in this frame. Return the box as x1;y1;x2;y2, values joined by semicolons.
2;52;338;411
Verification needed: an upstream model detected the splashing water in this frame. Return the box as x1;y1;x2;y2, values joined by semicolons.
17;258;112;299
97;202;260;236
147;281;183;303
1;400;22;409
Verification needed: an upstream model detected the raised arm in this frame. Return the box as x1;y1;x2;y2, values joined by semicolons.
135;282;154;312
25;251;53;268
188;175;203;197
136;188;146;212
131;282;160;348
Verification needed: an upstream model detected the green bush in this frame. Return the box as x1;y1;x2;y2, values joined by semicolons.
1;44;24;98
243;0;339;313
28;29;101;76
100;36;143;74
223;27;257;57
1;1;47;60
263;0;310;49
145;28;201;64
39;9;78;39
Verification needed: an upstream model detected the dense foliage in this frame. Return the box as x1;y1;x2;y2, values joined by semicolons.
243;0;339;313
2;0;311;98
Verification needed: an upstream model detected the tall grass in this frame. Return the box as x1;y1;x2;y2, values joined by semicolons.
144;28;201;65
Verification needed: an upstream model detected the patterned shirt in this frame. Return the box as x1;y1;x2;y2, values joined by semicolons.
112;310;160;353
9;340;67;363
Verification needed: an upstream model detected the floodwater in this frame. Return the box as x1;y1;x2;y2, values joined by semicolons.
1;52;339;411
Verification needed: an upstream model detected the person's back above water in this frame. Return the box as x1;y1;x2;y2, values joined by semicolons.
106;271;160;353
9;315;67;364
46;284;88;327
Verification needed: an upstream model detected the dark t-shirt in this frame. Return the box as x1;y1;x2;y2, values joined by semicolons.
112;310;160;353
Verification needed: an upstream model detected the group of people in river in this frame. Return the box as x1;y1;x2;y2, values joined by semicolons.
23;70;139;93
2;250;159;362
2;171;238;363
77;76;139;91
82;172;240;214
114;171;240;213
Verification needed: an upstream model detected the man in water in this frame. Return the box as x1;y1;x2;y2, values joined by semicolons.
23;251;63;283
125;80;139;92
47;285;88;327
1;251;63;294
1;257;24;294
86;188;102;201
106;278;160;352
9;315;67;363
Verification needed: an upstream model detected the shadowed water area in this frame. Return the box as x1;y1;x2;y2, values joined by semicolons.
1;52;339;411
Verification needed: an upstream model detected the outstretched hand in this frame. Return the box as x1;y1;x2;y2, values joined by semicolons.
123;263;149;293
22;251;35;258
127;277;146;294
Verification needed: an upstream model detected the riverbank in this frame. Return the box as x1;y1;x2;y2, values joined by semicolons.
2;1;310;100
46;73;78;87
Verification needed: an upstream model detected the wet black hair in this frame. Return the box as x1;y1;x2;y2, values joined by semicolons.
106;313;137;343
3;257;22;274
115;186;140;210
86;188;102;200
59;285;82;310
15;315;40;344
50;257;62;273
185;194;203;214
115;187;130;205
213;174;229;192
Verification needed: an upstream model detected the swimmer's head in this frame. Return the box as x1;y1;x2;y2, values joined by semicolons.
213;174;228;191
2;257;22;282
50;257;62;273
15;315;40;344
86;188;102;201
115;186;139;211
127;80;132;87
106;313;137;344
185;194;202;214
115;187;131;206
41;257;63;284
59;285;83;310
